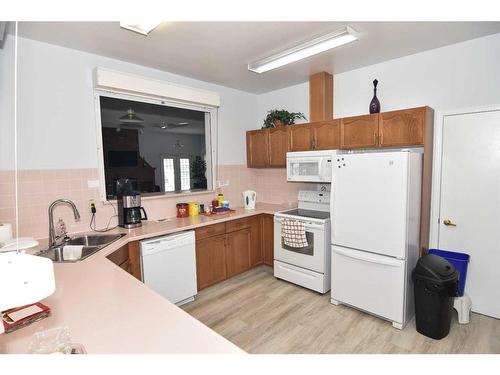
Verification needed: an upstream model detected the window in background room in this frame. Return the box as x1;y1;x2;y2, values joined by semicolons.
163;158;175;192
180;158;191;191
96;93;214;199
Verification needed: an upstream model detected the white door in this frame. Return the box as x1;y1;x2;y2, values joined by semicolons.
437;109;500;319
331;151;409;259
331;246;405;324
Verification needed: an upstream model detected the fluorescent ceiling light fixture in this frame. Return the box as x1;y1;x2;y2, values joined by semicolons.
248;26;358;74
177;122;189;125
120;21;162;35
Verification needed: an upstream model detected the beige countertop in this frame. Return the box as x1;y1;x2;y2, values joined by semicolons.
0;203;289;354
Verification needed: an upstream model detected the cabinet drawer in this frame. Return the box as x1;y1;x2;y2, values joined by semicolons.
195;223;226;240
226;217;252;233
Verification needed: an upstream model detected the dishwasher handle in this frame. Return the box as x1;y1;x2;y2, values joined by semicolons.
140;232;194;256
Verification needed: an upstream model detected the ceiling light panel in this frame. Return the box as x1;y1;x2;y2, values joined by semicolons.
248;26;358;74
120;21;162;35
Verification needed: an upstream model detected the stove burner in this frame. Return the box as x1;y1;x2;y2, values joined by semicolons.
278;208;330;220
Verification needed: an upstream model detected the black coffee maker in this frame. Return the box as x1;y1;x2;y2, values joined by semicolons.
117;194;148;229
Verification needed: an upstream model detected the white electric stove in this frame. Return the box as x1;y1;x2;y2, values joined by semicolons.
273;190;331;293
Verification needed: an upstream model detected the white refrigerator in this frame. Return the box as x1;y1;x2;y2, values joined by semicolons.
330;150;422;329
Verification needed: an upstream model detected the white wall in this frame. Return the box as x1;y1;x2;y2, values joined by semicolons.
334;33;500;117
8;35;258;171
257;33;500;123
256;81;309;126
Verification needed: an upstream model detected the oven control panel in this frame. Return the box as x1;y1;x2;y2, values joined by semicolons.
298;190;331;204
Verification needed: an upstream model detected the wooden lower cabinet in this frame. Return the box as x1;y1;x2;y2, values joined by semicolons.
195;214;272;290
249;217;262;267
108;215;275;291
261;214;274;266
106;240;142;281
226;228;251;278
127;241;142;281
195;234;227;290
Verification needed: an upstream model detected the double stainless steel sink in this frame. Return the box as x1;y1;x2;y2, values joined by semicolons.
36;233;126;262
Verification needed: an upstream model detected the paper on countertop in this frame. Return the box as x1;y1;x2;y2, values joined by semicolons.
1;237;39;252
63;245;83;261
0;223;13;246
6;304;43;322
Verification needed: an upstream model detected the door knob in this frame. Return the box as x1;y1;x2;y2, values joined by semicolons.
443;219;457;227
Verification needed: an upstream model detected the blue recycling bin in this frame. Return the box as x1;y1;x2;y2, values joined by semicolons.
428;249;470;296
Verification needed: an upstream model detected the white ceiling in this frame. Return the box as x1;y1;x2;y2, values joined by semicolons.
17;21;500;94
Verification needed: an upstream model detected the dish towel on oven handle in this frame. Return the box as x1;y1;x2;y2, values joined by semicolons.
281;219;308;248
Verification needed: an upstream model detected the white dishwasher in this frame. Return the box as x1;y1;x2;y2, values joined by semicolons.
140;231;197;306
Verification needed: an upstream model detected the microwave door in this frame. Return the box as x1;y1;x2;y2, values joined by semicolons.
287;157;322;182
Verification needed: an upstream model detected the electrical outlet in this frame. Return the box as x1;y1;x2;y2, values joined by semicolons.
89;199;97;214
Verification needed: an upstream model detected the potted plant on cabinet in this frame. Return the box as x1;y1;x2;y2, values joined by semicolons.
262;109;306;129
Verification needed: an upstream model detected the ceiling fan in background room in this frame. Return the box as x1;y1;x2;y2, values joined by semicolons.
119;108;144;124
152;120;190;129
116;108;146;132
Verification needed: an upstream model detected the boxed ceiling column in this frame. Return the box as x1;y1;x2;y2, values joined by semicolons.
309;71;333;122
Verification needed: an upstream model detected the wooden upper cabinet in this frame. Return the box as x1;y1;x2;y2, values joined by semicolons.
379;107;428;147
288;124;313;151
246;106;432;168
340;113;379;149
246;129;270;168
311;120;340;150
268;127;288;167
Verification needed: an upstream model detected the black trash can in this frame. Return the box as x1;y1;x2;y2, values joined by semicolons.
412;254;459;340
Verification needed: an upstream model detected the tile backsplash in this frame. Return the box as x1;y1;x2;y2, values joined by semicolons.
0;165;314;240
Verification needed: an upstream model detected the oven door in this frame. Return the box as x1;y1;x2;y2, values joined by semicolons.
274;216;326;273
286;156;332;183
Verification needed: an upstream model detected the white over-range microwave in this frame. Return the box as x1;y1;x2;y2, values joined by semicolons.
286;150;337;183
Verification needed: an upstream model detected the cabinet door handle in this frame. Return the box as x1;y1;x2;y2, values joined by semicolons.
373;133;376;145
380;133;383;145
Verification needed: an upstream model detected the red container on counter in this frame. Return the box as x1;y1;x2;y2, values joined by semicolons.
176;203;189;218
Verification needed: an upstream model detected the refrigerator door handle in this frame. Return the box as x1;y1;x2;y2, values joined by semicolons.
334;247;402;267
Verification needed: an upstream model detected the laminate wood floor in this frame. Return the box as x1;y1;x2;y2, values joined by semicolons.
182;265;500;354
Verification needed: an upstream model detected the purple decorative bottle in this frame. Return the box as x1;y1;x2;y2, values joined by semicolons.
369;79;380;114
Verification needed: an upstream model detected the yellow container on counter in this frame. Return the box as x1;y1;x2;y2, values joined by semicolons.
188;202;199;216
217;193;224;208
